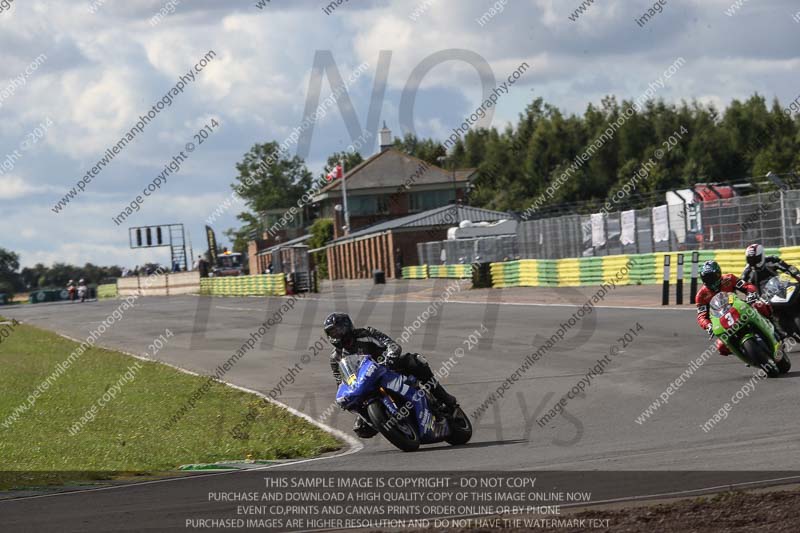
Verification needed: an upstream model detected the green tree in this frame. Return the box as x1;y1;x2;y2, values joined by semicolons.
225;212;263;255
11;257;121;292
324;151;364;174
228;141;314;251
454;92;800;214
0;247;19;296
233;142;313;214
307;218;334;279
392;133;446;164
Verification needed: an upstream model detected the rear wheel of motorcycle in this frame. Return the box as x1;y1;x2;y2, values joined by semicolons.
792;316;800;341
445;407;473;446
367;401;420;452
742;337;780;378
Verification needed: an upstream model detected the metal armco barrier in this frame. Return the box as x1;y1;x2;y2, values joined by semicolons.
690;251;699;304
676;253;684;305
662;255;670;306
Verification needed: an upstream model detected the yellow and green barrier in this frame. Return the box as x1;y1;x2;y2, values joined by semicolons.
199;274;286;296
487;246;800;288
97;283;118;299
402;265;429;279
428;264;473;279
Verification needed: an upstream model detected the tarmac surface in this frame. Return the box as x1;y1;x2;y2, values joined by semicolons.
2;279;800;531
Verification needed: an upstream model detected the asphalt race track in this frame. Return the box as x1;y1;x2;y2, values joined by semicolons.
3;282;800;530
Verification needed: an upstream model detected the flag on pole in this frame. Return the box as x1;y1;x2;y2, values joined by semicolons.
326;165;343;182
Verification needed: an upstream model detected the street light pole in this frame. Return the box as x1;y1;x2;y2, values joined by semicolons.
340;158;350;236
438;155;459;224
452;162;459;223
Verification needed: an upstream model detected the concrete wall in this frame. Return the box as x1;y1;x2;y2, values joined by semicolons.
168;271;201;295
117;271;200;297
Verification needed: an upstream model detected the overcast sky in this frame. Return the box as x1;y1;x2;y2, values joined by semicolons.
1;0;798;268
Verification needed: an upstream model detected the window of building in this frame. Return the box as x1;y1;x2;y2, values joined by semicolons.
346;195;393;215
376;195;391;214
409;189;455;212
348;195;378;215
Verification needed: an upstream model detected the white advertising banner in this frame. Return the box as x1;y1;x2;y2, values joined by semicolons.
652;205;669;243
591;213;606;248
620;210;636;245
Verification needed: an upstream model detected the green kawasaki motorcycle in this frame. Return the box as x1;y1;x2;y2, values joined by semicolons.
709;292;791;377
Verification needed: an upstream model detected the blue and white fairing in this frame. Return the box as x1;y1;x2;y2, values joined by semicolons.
335;354;450;443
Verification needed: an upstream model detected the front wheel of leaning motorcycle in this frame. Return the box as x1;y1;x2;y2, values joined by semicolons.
445;407;473;446
741;337;780;378
366;401;420;452
777;350;792;374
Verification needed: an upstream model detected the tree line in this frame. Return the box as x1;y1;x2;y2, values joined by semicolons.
223;93;798;247
0;247;121;296
447;94;799;215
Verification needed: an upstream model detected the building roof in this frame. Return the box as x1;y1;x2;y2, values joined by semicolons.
332;204;512;242
316;148;476;198
256;233;311;256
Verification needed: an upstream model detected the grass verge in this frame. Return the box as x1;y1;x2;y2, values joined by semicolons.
0;317;341;490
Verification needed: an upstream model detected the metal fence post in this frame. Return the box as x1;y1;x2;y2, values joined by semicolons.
650;206;657;254
690;251;699;304
781;189;788;247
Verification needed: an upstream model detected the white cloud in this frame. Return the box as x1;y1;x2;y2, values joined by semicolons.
0;175;39;199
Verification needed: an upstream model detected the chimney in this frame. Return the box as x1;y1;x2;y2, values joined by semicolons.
379;122;392;152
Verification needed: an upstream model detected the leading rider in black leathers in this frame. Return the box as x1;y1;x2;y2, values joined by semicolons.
324;312;458;438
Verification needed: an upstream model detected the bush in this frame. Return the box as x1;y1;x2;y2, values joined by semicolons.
308;218;334;279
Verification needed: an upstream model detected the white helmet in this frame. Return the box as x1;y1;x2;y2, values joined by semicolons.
79;279;85;283
745;243;765;268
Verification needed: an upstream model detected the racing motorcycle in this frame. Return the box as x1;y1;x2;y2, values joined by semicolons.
761;274;800;340
335;353;472;452
709;292;791;377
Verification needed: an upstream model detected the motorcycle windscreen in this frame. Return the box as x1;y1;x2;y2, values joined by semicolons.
709;292;740;329
335;354;366;407
339;354;366;387
765;275;794;303
335;355;384;407
709;292;734;317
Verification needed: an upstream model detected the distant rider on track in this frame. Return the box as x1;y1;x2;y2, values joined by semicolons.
77;279;88;303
